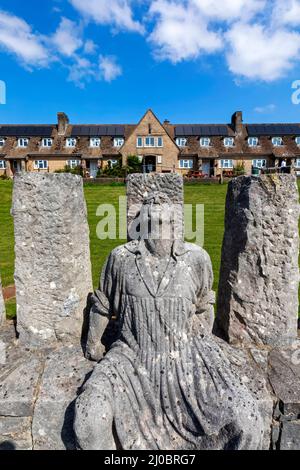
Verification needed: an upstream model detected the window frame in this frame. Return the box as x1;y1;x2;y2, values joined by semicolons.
199;137;211;147
66;137;77;148
67;159;81;169
113;137;124;148
41;138;53;148
0;160;6;169
224;137;234;147
18;137;29;148
295;159;300;168
176;137;187;147
34;160;48;170
252;159;266;169
137;137;143;148
145;136;156;148
179;159;193;169
90;137;101;148
0;137;5;147
272;136;283;147
248;137;259;147
220;159;233;169
295;137;300;146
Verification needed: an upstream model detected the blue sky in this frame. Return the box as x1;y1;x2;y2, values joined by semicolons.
0;0;300;124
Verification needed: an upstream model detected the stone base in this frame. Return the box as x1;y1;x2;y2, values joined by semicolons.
0;321;94;450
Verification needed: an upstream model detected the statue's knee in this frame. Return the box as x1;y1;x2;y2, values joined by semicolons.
74;387;115;450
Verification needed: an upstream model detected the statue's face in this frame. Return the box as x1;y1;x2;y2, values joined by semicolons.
147;202;172;240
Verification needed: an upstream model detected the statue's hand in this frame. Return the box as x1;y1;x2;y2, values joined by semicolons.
91;289;110;317
85;290;110;361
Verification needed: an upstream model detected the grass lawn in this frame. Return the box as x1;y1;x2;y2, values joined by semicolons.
0;179;298;319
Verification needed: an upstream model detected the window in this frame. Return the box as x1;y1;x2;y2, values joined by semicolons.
295;137;300;146
295;159;300;168
272;137;283;146
113;137;124;147
66;137;77;147
42;138;53;147
157;155;162;164
224;137;234;147
179;159;193;169
0;160;6;169
248;137;259;147
34;160;48;170
0;138;5;147
137;137;143;148
90;137;101;148
67;159;81;169
252;159;266;168
220;159;233;169
145;136;155;147
18;137;29;147
157;137;163;147
200;137;210;147
176;137;187;147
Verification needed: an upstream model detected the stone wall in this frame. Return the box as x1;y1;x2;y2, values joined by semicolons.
215;174;300;347
12;173;93;348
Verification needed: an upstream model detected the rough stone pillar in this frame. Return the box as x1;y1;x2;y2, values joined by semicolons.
12;173;93;348
215;174;300;347
126;173;184;241
0;275;5;325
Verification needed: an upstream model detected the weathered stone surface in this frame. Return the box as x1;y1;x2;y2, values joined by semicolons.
215;174;300;347
0;275;5;326
32;345;94;450
0;354;44;417
280;421;300;450
75;176;265;450
0;417;32;450
268;345;300;420
126;173;184;241
12;173;93;348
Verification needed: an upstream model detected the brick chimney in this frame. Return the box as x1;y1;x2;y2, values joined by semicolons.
57;112;69;135
231;111;243;135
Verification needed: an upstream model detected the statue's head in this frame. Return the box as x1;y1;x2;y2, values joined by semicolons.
139;191;181;241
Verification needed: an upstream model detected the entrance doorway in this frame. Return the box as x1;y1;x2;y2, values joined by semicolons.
202;159;214;177
12;160;21;174
88;161;98;178
143;156;156;173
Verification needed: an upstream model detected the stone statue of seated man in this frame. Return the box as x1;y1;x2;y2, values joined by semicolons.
74;192;264;450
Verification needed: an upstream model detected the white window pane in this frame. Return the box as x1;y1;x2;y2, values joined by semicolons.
0;160;6;169
200;137;210;147
295;137;300;145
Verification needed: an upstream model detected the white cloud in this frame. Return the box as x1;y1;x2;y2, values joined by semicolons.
0;10;48;67
99;55;122;81
84;39;97;54
67;56;96;88
51;17;83;57
254;103;276;113
69;0;144;33
149;0;222;62
272;0;300;26
226;23;300;81
191;0;266;21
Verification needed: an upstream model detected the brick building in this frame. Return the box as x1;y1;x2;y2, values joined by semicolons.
1;109;300;178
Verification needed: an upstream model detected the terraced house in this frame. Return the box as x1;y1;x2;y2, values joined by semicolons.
1;109;300;178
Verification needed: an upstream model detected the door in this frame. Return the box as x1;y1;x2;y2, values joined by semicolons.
13;160;21;174
143;156;156;173
89;161;98;178
202;161;210;177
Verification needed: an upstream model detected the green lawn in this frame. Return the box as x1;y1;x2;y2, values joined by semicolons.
0;179;298;319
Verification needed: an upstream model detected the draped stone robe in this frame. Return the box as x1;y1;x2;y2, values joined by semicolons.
74;240;264;450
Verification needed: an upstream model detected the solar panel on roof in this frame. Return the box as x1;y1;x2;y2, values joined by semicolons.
0;126;54;137
71;125;125;137
175;125;229;136
247;124;300;136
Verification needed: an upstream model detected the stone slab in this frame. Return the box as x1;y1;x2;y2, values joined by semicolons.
280;420;300;450
0;417;32;450
32;344;94;450
216;175;300;347
12;173;93;348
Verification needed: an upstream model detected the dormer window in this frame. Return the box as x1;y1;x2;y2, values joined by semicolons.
248;137;259;147
42;138;53;148
90;137;101;148
18;137;29;147
0;160;6;169
0;137;5;147
224;137;234;147
272;137;283;146
200;137;210;147
295;136;300;146
66;137;77;148
176;137;187;147
113;137;124;148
